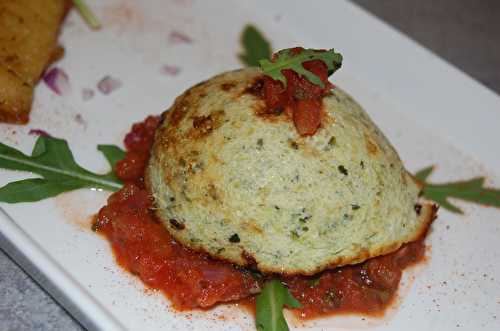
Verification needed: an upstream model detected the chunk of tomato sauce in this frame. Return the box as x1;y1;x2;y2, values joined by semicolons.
262;47;333;136
284;241;425;319
94;116;426;318
95;116;259;310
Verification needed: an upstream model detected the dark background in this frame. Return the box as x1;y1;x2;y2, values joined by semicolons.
1;1;499;330
355;0;500;92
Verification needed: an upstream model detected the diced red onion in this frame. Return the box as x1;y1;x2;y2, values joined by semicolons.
28;129;51;137
43;67;70;96
74;114;86;126
161;65;181;76
82;88;95;101
168;30;192;44
97;76;122;95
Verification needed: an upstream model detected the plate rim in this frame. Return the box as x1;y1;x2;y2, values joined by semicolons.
1;1;500;330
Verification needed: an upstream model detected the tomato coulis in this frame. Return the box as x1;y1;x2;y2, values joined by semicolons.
95;116;259;310
261;47;333;136
94;114;426;319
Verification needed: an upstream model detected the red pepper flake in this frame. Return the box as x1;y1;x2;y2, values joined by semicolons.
161;65;181;76
28;129;51;137
43;67;70;96
82;88;95;101
97;76;122;95
168;30;193;44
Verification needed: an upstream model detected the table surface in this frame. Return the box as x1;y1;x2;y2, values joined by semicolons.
1;1;499;330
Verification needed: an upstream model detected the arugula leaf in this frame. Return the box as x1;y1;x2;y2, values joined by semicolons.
259;48;343;88
256;279;301;331
0;136;124;203
415;166;434;182
73;0;101;30
416;166;500;214
97;145;126;170
239;25;272;67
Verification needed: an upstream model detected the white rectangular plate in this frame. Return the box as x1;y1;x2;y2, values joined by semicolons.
1;1;500;330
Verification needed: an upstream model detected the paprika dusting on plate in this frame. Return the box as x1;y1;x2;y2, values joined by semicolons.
94;116;427;317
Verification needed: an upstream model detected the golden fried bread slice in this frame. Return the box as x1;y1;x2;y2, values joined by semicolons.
12;0;67;25
0;0;66;84
0;0;67;124
0;65;32;123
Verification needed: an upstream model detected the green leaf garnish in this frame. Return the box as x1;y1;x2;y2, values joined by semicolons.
73;0;101;30
0;136;124;203
416;166;500;214
415;166;434;182
256;279;301;331
259;48;343;88
239;24;272;67
97;144;126;170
